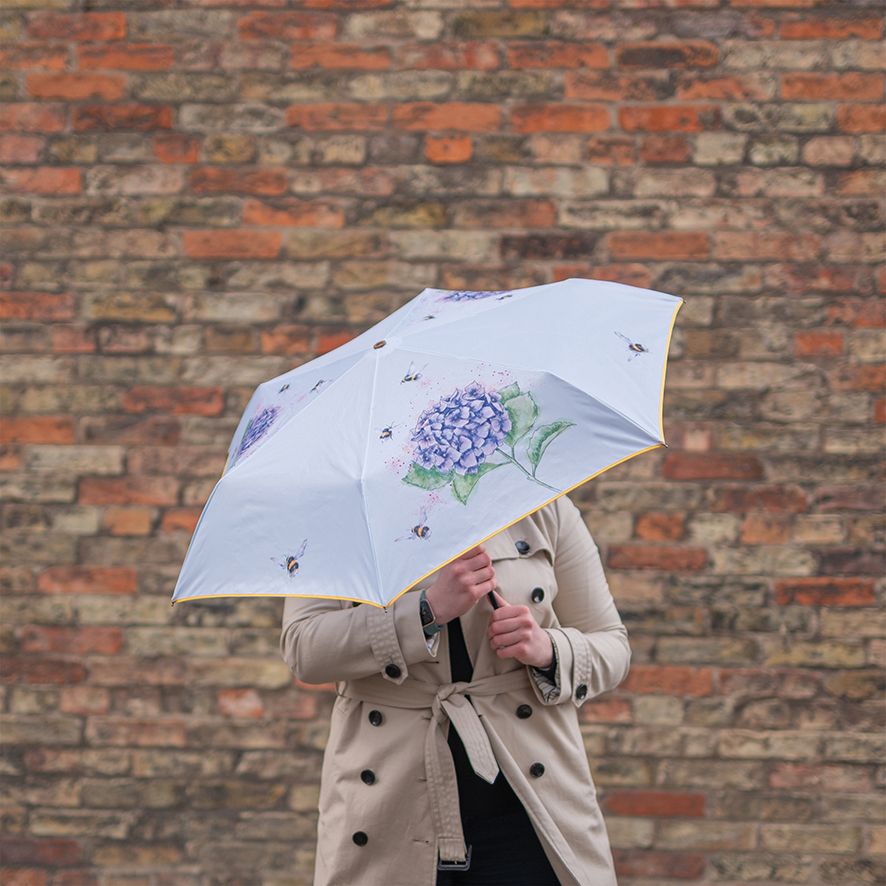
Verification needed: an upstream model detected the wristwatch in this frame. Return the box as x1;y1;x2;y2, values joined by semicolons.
419;588;442;637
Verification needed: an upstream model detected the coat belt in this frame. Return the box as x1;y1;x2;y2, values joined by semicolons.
339;668;532;864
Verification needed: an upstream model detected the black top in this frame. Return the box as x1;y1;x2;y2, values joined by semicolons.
446;616;524;822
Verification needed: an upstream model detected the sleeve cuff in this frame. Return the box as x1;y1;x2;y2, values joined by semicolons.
528;628;575;705
393;589;441;665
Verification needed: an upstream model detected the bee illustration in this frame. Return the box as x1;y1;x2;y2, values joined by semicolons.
400;361;428;384
270;538;308;577
422;314;436;321
310;379;327;394
278;383;290;393
495;293;513;301
615;331;650;360
377;421;401;441
395;507;431;542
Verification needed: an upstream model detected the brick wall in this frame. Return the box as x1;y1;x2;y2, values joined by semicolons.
1;2;884;884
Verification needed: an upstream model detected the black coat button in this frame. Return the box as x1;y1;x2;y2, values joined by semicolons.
352;831;368;846
530;587;544;603
368;709;383;727
530;762;545;778
515;540;530;554
516;704;532;719
360;769;376;785
575;683;588;700
384;663;401;679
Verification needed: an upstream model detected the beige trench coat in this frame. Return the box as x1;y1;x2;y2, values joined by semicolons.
280;494;631;886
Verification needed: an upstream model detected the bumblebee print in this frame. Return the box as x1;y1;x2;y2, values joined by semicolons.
395;507;431;542
278;383;290;393
615;331;650;360
376;422;401;441
400;361;428;384
310;379;327;394
271;538;308;577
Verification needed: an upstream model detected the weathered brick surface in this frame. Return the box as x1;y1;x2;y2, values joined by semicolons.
1;2;884;884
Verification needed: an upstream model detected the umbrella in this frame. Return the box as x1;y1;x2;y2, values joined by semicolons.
170;277;683;609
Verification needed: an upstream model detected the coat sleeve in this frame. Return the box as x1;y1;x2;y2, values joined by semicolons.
527;495;631;708
279;589;441;686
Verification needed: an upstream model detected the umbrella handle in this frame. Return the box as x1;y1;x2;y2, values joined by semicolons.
487;589;500;610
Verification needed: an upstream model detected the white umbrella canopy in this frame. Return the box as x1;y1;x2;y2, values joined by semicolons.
170;277;683;609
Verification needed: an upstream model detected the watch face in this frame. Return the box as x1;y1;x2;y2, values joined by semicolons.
420;599;434;626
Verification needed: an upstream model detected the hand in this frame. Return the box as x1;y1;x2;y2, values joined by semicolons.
486;590;554;669
425;545;496;626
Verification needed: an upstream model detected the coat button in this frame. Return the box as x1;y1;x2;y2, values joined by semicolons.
368;709;383;727
515;540;530;554
530;762;545;778
360;769;376;785
575;683;588;700
384;663;401;679
516;704;532;719
530;587;545;603
352;831;368;846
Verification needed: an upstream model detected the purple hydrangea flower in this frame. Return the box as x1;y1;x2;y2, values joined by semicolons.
236;405;280;460
410;382;512;476
440;289;511;302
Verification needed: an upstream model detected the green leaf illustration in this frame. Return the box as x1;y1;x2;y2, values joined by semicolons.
402;462;453;490
504;392;539;446
451;461;504;505
527;420;575;470
498;382;521;402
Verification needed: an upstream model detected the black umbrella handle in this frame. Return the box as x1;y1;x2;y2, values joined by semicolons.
487;589;500;609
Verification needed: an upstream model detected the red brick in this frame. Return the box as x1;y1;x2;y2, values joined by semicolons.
78;477;179;506
238;11;337;41
507;42;607;69
396;42;501;71
605;790;705;818
286;102;388;131
773;578;876;607
19;626;123;656
425;135;472;164
26;12;126;41
741;513;791;544
189;167;289;196
837;105;886;133
0;168;81;195
0;658;87;684
218;688;264;719
152;133;201;164
0;838;82;866
613;850;706;879
290;43;390;70
608;232;709;261
0;135;44;163
828;363;886;392
259;324;314;356
121;385;225;416
510;104;610;133
620;105;718;132
315;327;358;355
26;73;126;101
874;398;886;424
37;566;137;595
710;485;808;513
663;452;764;481
0;44;67;71
623;665;713;697
635;512;685;541
77;43;175;71
181;230;281;259
793;330;844;357
641;134;692;164
0;417;74;445
0;104;66;133
0;291;76;321
579;697;632;723
392;102;501;132
243;198;345;227
825;298;885;328
158;508;201;534
781;72;884;101
779;16;883;40
72;104;173;131
103;507;154;537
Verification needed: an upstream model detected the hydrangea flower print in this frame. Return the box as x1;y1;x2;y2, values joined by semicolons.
234;405;280;464
439;289;512;302
403;380;574;505
411;382;511;476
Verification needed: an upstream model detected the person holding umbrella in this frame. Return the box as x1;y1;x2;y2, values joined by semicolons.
280;493;630;885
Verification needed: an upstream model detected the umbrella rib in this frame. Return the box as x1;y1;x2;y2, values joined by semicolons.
359;349;384;606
